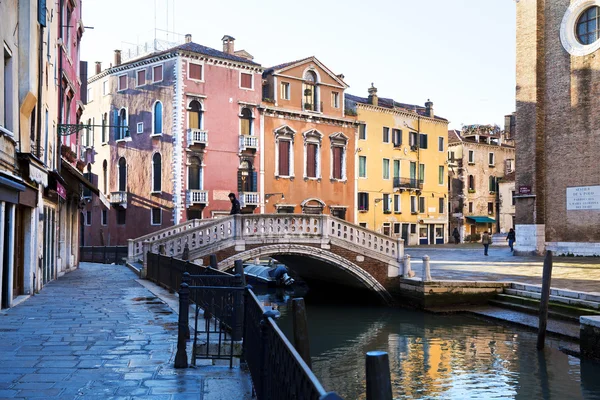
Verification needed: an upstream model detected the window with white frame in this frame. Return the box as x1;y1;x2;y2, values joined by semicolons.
151;208;162;225
188;156;203;190
438;137;444;152
188;100;203;129
392;129;402;147
488;152;495;166
102;113;108;143
358;123;367;140
468;150;475;164
506;158;514;173
189;62;203;81
118;157;127;191
359;156;367;178
303;129;322;179
115;108;129;140
103;80;108;95
137;122;144;134
153;64;163;83
153;101;163;135
280;82;290;100
118;74;127;91
275;126;296;178
419;196;425;213
136;69;146;86
382;158;390;180
240;72;253;89
330;132;348;181
101;209;107;226
394;194;401;213
439;198;444;214
240;107;253;136
382;193;392;213
331;91;340;108
438;166;444;185
382;127;390;143
152;153;162;193
410;196;417;213
85;211;91;226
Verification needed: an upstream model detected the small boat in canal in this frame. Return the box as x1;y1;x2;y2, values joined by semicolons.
243;261;296;288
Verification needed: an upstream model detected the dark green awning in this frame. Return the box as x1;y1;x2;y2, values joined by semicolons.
466;216;496;223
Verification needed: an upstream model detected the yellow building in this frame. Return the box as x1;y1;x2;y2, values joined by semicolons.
346;85;449;245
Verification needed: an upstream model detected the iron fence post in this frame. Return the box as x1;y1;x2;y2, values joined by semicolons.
169;256;174;292
209;254;218;269
103;246;107;264
174;281;190;369
232;272;244;341
260;309;280;400
182;272;191;340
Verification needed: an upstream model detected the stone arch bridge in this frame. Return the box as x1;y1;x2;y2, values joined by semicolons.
128;214;404;303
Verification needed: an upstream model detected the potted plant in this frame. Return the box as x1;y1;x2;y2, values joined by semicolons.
304;103;312;110
304;88;312;96
75;159;85;172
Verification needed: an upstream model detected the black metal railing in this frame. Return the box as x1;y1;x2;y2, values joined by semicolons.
80;246;127;264
393;177;423;190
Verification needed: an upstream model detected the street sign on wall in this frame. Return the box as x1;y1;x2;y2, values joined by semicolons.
518;186;532;195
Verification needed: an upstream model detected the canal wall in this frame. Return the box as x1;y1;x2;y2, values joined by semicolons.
581;316;600;361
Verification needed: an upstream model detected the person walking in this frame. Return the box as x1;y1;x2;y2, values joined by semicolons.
229;192;241;215
482;230;492;256
507;228;516;252
452;228;460;244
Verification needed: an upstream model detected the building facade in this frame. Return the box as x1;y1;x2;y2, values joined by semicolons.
259;57;357;220
346;86;449;245
82;35;262;245
498;172;516;233
448;125;515;242
515;0;600;255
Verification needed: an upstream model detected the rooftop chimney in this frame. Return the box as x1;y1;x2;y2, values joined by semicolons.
222;35;235;54
114;50;122;67
185;34;192;43
95;61;102;75
367;83;378;106
425;99;434;118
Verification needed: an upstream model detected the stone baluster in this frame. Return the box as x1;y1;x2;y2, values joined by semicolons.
422;255;432;282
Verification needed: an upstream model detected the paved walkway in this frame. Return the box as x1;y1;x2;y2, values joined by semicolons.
405;246;600;293
0;263;252;400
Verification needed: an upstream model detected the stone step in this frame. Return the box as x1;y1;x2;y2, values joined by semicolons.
488;298;581;324
504;288;600;310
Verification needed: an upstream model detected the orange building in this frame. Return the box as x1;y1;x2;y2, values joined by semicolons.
260;57;357;221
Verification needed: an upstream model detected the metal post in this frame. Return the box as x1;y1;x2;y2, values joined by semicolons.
537;250;553;350
174;281;190;368
232;272;244;341
259;309;280;399
234;259;246;285
292;298;312;368
422;255;432;282
209;254;218;269
169;256;174;292
366;351;393;400
182;272;191;339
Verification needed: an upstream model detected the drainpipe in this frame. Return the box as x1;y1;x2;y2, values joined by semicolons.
36;14;45;159
57;0;65;173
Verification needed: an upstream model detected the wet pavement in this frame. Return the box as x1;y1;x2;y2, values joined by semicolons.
406;245;600;293
0;262;252;400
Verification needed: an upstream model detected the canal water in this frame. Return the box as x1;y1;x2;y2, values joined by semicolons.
255;289;600;400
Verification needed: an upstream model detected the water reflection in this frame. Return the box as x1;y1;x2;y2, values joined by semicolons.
255;290;600;400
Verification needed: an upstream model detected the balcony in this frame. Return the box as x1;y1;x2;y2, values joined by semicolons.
240;135;258;151
187;129;208;147
110;191;128;207
240;192;259;207
187;189;208;206
393;177;423;191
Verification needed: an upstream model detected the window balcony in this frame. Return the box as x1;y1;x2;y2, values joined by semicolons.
240;192;259;207
187;129;208;146
240;135;258;151
393;177;423;190
110;191;128;207
187;189;208;206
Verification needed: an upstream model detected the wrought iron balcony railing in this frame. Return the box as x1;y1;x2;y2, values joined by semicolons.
393;177;423;190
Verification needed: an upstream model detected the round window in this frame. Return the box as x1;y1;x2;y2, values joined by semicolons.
576;6;600;45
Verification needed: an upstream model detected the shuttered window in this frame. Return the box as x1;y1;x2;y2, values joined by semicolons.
241;73;252;89
278;141;290;176
189;63;202;80
137;70;145;86
118;75;127;91
152;153;162;192
306;143;317;178
332;146;342;179
153;65;163;82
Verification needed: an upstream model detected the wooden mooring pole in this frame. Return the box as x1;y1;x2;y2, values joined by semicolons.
292;298;312;368
366;351;392;400
537;250;553;350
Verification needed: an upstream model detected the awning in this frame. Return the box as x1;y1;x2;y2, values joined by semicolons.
466;216;496;224
61;159;99;196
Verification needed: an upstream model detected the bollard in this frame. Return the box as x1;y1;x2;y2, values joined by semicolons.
365;351;393;400
292;298;312;368
422;255;432;282
537;250;553;350
402;254;414;278
174;282;190;368
209;254;218;269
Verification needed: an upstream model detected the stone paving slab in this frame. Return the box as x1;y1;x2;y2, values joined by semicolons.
0;262;252;400
406;246;600;293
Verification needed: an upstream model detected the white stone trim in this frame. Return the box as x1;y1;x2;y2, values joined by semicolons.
173;56;185;224
560;0;600;56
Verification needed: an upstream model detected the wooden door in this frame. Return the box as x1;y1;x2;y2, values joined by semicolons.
13;207;24;296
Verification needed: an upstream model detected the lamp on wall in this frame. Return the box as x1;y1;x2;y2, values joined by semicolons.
265;193;285;202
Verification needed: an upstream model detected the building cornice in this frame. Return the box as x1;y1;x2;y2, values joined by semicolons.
179;50;264;73
450;141;515;150
262;106;358;127
89;53;177;83
356;103;448;125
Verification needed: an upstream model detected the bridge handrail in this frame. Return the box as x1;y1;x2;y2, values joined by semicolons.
128;219;207;261
140;214;402;266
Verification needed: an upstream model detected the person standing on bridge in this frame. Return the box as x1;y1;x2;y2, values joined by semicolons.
481;230;492;256
229;192;241;215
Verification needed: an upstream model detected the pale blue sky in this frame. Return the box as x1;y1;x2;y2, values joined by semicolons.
81;0;516;129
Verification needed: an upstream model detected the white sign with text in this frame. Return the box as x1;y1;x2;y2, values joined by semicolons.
567;185;600;210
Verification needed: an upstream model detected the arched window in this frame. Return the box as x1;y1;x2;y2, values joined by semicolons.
303;70;318;111
188;100;203;129
118;157;127;191
152;153;162;192
240;108;253;136
102;160;108;194
153;101;163;134
469;175;475;191
83;164;92;197
116;108;128;140
188;156;202;190
238;160;256;192
303;129;322;179
101;113;107;143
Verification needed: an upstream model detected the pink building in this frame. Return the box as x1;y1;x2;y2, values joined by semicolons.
82;35;262;245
